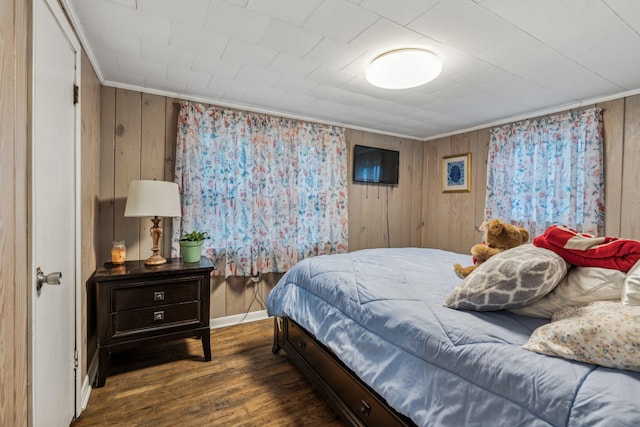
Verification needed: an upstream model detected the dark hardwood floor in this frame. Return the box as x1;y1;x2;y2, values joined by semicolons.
72;319;345;426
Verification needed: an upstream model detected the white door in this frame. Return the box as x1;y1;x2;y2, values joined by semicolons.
31;0;80;425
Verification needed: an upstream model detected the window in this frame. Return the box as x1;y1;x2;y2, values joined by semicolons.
171;102;348;277
484;107;604;237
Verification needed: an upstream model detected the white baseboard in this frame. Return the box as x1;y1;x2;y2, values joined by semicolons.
210;310;269;329
80;352;99;412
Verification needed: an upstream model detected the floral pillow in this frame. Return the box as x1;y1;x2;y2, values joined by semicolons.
443;244;567;311
523;301;640;372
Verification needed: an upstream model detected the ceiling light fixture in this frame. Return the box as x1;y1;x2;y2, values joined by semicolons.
365;48;442;90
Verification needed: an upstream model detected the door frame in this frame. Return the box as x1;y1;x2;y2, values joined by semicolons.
28;0;83;422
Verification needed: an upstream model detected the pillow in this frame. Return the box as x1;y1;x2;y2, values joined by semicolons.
523;301;640;372
443;244;568;311
509;266;625;318
623;259;640;306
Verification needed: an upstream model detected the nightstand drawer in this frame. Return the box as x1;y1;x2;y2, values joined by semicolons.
112;278;201;311
112;302;201;336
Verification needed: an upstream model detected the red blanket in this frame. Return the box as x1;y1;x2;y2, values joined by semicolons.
533;225;640;272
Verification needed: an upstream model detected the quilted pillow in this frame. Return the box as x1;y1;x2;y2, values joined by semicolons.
623;259;640;306
443;244;568;311
509;266;625;318
523;301;640;372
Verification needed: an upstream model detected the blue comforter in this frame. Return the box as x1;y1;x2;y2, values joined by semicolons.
266;248;640;426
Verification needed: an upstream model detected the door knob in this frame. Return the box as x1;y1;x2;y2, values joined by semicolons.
36;267;62;291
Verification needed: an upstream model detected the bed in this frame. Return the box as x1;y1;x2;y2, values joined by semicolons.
266;247;640;427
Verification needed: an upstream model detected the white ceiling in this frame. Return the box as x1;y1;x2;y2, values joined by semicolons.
65;0;640;140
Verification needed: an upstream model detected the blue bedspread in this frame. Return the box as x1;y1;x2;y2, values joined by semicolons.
266;248;640;426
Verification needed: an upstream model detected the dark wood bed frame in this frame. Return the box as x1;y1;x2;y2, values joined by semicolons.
272;317;416;427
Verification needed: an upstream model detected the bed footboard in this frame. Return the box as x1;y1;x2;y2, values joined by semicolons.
272;316;414;427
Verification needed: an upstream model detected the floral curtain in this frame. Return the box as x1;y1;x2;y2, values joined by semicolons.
171;102;348;277
484;107;604;238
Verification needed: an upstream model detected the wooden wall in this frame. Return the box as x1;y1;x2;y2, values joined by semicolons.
421;130;490;253
0;0;28;424
98;88;176;264
346;130;425;250
619;96;640;238
80;51;101;380
420;96;639;254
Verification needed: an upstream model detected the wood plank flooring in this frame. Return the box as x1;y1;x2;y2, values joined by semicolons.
72;319;345;426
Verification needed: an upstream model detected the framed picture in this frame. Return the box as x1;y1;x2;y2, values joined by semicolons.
442;153;471;193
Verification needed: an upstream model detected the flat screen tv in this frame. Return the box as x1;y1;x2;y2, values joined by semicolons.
353;145;399;185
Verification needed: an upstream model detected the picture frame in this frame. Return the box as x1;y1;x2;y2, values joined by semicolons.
442;153;471;193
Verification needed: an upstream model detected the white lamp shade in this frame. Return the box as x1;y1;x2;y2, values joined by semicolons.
124;180;182;218
366;48;442;90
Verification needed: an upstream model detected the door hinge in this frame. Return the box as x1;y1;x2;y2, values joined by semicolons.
73;84;79;105
74;350;79;368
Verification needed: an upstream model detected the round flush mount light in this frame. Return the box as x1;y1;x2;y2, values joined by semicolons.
365;48;442;90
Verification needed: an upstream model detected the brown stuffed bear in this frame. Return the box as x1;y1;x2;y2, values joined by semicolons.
453;219;530;278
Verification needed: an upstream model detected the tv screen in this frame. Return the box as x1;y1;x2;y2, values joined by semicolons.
353;145;399;185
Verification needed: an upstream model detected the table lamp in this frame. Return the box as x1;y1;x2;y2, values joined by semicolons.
124;180;181;265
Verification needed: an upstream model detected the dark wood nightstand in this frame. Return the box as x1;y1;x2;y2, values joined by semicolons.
92;257;215;387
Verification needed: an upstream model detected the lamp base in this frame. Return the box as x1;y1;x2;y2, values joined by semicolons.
144;253;167;266
145;216;166;266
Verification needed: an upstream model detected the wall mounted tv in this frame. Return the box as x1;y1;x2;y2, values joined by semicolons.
353;145;399;185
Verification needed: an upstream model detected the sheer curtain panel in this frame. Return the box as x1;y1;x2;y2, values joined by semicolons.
171;102;348;277
484;107;604;238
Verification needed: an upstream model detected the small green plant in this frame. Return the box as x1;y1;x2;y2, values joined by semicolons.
179;231;210;242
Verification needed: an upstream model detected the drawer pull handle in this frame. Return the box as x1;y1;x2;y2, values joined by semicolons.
153;311;165;321
360;400;371;416
297;340;306;350
154;291;165;301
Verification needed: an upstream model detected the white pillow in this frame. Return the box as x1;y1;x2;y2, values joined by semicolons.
623;259;640;306
510;266;625;318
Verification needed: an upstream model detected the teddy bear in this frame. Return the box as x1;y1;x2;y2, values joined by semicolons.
453;219;530;278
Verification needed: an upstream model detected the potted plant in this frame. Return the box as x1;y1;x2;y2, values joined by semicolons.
178;231;210;263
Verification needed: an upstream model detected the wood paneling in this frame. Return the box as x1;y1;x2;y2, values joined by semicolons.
14;1;28;423
346;129;424;251
422;134;487;254
101;91;175;266
99;86;117;264
409;142;424;247
0;0;28;424
114;89;143;260
139;93;167;255
80;51;101;378
600;99;624;237
163;97;180;253
474;128;491;237
621;94;640;239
